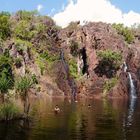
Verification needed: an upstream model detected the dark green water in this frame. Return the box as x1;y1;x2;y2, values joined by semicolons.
0;97;139;140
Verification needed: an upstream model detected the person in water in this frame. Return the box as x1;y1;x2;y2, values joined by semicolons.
54;105;60;113
88;104;91;108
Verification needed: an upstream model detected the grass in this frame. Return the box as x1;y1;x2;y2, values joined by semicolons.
0;102;21;121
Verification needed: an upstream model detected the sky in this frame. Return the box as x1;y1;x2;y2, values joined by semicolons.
0;0;140;27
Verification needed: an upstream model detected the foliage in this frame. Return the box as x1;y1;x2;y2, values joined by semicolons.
14;57;22;68
0;53;13;95
14;20;35;40
0;73;12;94
112;23;134;44
35;57;46;75
15;75;33;96
97;50;122;69
15;39;32;51
70;40;79;57
35;23;47;33
40;50;59;63
0;12;11;40
31;74;38;84
69;58;78;79
103;77;118;93
0;12;11;17
15;10;39;21
95;50;122;78
0;102;21;121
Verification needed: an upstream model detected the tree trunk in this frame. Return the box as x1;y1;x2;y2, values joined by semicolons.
23;92;30;117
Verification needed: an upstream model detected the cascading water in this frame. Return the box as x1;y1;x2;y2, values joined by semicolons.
123;62;128;73
123;62;137;127
123;62;137;98
60;49;77;100
128;73;137;98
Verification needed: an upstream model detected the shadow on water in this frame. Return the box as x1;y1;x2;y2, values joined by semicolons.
0;97;140;140
0;119;31;140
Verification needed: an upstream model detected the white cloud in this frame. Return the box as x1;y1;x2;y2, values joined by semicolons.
37;4;43;12
53;0;140;27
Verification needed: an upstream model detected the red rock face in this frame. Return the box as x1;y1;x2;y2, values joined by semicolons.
10;20;140;98
58;22;133;97
125;45;140;97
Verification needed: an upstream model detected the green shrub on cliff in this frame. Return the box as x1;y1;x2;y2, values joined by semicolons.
95;50;122;78
15;10;38;21
35;57;46;75
69;58;78;79
40;50;59;63
14;20;35;40
97;50;122;69
0;12;11;40
103;77;118;93
0;52;14;102
15;39;32;51
112;23;134;44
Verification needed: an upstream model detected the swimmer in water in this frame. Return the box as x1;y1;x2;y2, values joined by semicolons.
88;104;91;108
54;105;60;114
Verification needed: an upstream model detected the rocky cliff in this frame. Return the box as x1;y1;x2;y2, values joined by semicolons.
1;11;140;98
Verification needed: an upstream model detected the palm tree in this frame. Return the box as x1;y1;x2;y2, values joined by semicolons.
15;75;33;116
0;74;11;102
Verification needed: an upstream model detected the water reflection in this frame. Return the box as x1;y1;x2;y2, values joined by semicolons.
0;97;139;140
127;98;137;126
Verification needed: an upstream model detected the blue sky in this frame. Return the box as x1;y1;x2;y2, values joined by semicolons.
0;0;68;15
0;0;139;15
0;0;140;27
110;0;140;13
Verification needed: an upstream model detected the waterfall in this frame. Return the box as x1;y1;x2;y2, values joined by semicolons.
123;62;128;73
128;73;137;98
60;49;77;100
123;62;137;127
123;62;137;98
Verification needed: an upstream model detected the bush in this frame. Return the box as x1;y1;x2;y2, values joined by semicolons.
97;50;122;65
31;74;38;84
112;23;134;44
103;77;118;93
40;50;59;63
95;50;122;78
15;10;38;21
14;20;35;40
0;103;21;121
15;39;32;52
35;57;46;75
15;75;33;95
69;58;78;79
0;53;14;97
0;12;11;40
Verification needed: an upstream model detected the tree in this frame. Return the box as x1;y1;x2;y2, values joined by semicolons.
15;75;33;116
